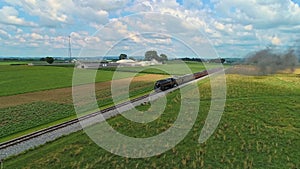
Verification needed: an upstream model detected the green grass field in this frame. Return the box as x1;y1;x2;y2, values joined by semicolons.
4;71;300;168
0;65;141;96
0;61;209;96
0;61;28;65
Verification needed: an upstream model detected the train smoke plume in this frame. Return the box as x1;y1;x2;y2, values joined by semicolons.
244;48;298;75
226;47;299;75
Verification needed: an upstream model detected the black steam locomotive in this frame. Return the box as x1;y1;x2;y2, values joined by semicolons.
154;70;209;91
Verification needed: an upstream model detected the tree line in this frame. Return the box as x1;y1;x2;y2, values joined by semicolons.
119;50;168;62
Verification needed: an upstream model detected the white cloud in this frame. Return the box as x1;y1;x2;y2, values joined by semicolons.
16;28;23;33
244;25;253;31
0;29;11;39
271;36;281;45
31;33;43;40
4;0;110;27
214;0;300;29
215;22;225;30
0;6;37;26
1;0;300;57
75;0;130;11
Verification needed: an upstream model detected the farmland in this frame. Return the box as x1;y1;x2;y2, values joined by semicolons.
0;61;28;66
0;62;207;142
0;61;208;96
0;65;137;96
0;74;165;142
3;69;300;168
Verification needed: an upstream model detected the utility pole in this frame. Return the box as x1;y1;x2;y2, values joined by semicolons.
68;35;72;62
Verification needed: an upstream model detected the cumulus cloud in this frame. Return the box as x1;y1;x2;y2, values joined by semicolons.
0;29;11;39
0;0;300;57
74;0;130;11
3;0;110;27
0;6;37;27
214;0;300;29
244;25;253;31
271;36;281;45
31;33;43;40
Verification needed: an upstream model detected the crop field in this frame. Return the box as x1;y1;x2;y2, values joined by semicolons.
0;102;74;138
4;69;300;168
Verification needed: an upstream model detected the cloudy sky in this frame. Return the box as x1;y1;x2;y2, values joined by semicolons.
0;0;300;58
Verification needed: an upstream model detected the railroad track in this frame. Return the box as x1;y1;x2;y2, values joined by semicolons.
0;68;223;152
0;94;151;150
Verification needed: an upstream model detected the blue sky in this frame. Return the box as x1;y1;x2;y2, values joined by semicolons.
0;0;300;58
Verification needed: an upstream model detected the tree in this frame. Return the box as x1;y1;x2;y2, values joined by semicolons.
220;58;226;64
129;57;136;61
145;50;159;61
45;57;54;64
119;54;127;60
160;54;168;62
145;50;168;63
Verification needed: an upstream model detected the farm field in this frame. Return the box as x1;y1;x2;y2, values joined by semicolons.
0;73;166;142
4;69;300;168
0;62;207;142
0;61;208;96
0;61;28;65
0;65;136;97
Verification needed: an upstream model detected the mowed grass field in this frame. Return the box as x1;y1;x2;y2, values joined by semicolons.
0;61;28;65
4;69;300;168
0;65;137;96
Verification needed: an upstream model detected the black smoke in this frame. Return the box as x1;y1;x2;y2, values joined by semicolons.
244;48;298;75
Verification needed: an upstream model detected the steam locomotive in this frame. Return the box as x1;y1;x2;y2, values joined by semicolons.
154;70;209;91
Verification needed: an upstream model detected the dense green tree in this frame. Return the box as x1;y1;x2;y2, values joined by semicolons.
129;57;135;61
145;50;159;61
145;50;168;63
119;54;127;60
45;57;54;64
220;58;226;64
160;54;168;62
